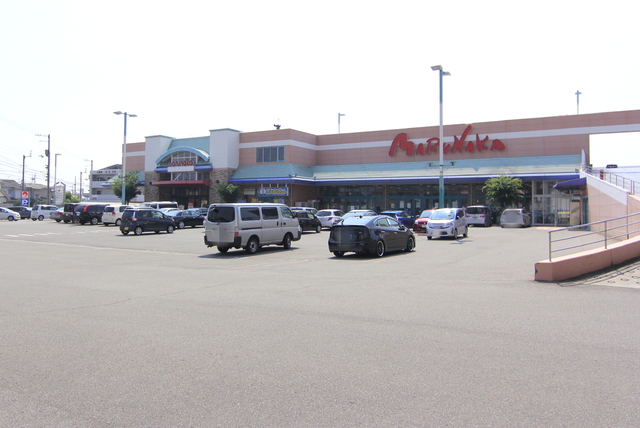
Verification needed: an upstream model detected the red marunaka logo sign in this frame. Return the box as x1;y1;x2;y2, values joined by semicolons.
388;125;505;157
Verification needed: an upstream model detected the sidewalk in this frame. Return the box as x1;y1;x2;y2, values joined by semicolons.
559;257;640;288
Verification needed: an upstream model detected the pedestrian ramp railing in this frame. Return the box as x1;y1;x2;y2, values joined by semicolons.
547;212;640;261
583;166;640;196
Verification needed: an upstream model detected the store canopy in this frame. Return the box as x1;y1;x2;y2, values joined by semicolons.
554;177;586;189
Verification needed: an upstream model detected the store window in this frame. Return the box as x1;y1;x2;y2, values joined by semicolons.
531;179;572;226
257;146;285;163
171;171;203;181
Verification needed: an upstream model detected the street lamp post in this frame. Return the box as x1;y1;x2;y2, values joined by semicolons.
338;113;345;134
113;111;137;205
431;65;450;208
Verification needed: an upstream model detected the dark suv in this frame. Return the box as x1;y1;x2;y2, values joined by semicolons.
119;208;176;235
74;203;109;225
61;203;80;223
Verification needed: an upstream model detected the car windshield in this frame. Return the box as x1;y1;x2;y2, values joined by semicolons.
431;210;454;220
418;210;433;218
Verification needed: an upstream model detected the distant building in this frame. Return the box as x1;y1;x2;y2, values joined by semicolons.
88;164;144;203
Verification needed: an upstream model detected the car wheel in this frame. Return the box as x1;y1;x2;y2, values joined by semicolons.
217;246;229;253
315;224;322;233
121;230;129;235
55;219;61;223
90;217;99;225
375;240;385;257
134;226;143;236
451;227;457;239
333;251;345;257
8;216;15;221
177;221;185;229
115;219;121;227
283;233;292;249
405;236;415;252
38;215;44;221
167;225;175;234
79;221;86;225
245;237;259;254
31;218;37;221
463;226;468;238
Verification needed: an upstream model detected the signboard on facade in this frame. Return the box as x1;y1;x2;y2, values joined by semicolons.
167;160;196;173
258;187;288;197
388;125;506;158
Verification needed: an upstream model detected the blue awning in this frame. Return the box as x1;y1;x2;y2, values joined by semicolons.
554;177;586;188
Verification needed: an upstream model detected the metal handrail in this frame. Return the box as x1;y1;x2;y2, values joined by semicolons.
547;212;640;261
583;166;640;195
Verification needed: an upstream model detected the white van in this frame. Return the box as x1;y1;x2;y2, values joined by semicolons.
204;203;302;254
139;201;178;210
31;204;59;221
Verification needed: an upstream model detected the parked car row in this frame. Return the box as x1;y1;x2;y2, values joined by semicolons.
0;207;21;221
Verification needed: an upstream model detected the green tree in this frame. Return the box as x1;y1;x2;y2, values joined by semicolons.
217;183;239;203
482;175;524;209
110;171;142;204
64;191;80;203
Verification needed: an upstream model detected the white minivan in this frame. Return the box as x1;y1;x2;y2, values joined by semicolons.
204;203;302;254
31;204;59;221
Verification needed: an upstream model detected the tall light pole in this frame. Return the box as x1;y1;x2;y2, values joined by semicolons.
575;90;582;114
338;113;345;134
431;65;450;208
113;111;137;204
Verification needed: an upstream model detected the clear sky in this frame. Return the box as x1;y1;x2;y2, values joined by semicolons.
1;0;638;189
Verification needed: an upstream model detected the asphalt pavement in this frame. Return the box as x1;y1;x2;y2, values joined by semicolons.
1;220;638;427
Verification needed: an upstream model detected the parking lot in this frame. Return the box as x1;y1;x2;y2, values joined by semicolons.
1;220;639;427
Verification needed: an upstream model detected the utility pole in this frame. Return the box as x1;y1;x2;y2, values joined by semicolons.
575;90;582;114
21;151;32;193
36;133;51;204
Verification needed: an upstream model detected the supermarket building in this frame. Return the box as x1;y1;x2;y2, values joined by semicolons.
123;109;640;227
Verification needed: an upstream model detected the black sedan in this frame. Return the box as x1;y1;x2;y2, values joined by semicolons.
167;209;205;229
293;210;322;233
328;214;415;257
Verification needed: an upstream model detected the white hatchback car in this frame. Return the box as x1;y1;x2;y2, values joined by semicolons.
101;205;132;226
426;208;468;240
316;209;345;228
0;207;21;221
500;208;532;228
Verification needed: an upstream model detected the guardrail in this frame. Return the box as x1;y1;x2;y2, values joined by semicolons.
583;166;640;195
547;212;640;261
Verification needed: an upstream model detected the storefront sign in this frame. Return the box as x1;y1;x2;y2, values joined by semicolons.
167;159;196;173
258;187;289;197
389;125;506;157
168;160;196;167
